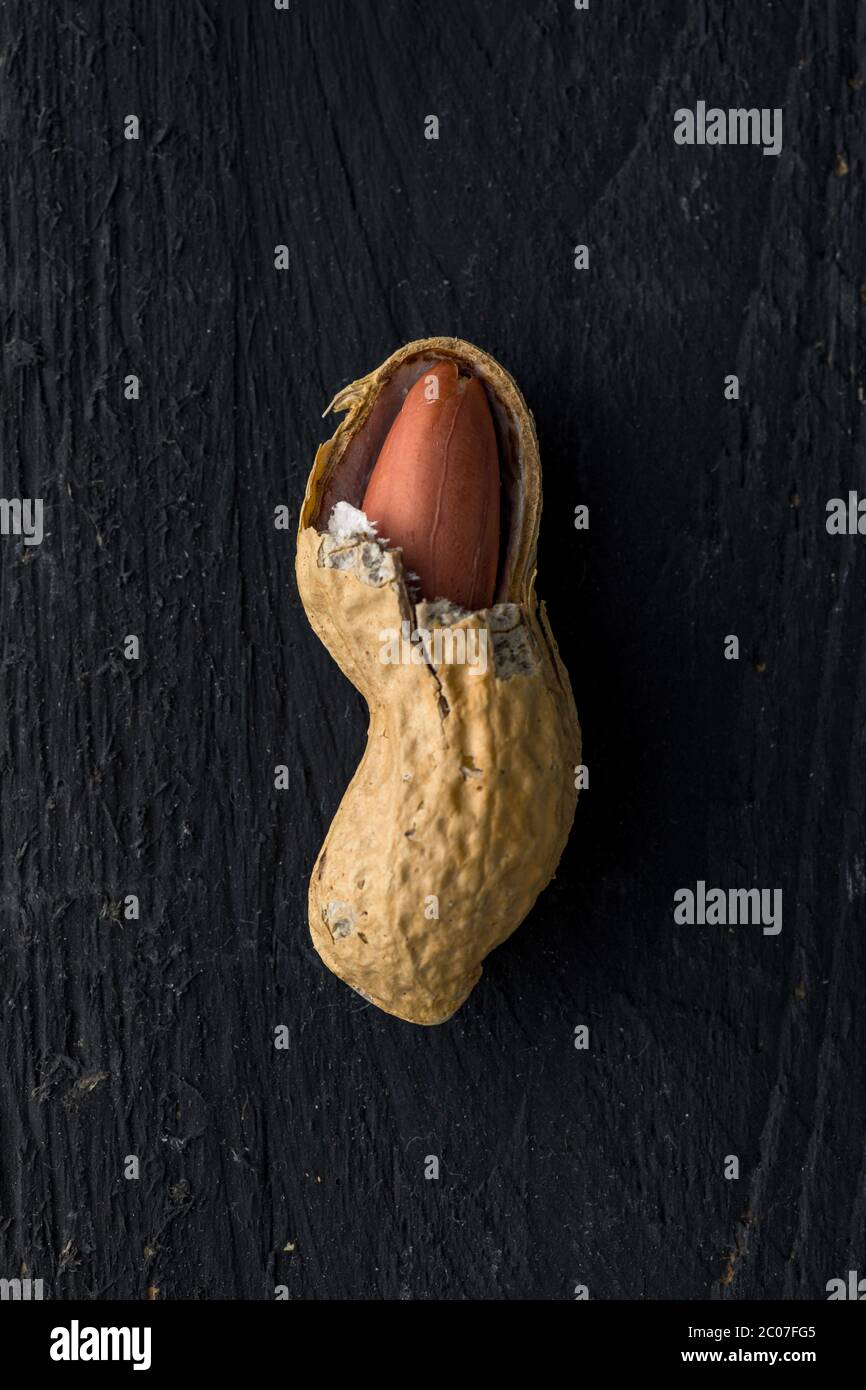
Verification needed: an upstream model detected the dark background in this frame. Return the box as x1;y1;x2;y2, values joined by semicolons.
0;0;863;1302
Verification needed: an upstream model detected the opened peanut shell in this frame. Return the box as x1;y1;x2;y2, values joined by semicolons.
296;337;581;1025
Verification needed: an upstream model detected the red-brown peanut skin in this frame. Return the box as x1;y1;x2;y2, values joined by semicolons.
361;360;500;612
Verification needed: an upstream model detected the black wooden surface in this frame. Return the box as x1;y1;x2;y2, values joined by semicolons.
0;0;863;1302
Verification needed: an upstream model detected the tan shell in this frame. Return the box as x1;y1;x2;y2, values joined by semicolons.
296;337;581;1025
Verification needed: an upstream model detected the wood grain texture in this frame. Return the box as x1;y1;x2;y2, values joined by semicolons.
0;0;863;1300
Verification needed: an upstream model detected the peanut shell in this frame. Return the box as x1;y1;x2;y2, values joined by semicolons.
296;337;581;1025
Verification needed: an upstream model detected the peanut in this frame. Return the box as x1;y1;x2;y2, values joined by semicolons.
360;359;500;611
296;338;581;1025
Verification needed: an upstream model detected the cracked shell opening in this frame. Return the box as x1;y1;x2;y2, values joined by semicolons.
309;347;530;607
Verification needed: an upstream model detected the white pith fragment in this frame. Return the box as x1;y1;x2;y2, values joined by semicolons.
317;502;538;677
319;503;398;586
489;618;538;677
416;599;539;677
328;501;378;542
